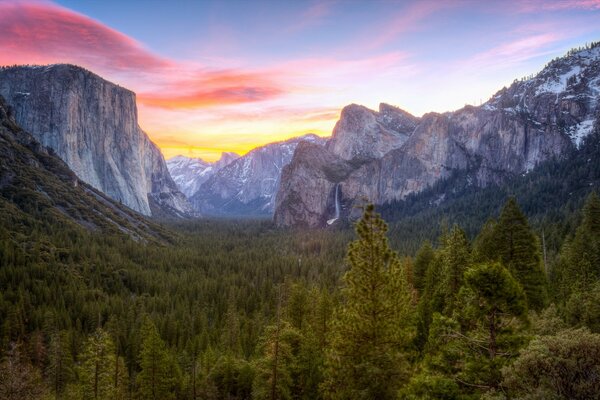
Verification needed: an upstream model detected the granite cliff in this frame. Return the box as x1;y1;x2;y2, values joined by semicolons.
0;64;192;217
275;45;600;227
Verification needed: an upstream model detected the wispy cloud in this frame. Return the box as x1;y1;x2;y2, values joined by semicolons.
353;0;460;52
0;1;288;108
286;0;336;33
463;33;564;70
515;0;600;12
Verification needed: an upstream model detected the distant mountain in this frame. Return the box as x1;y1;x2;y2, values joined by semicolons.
190;134;326;217
0;64;193;218
167;152;239;197
0;95;170;242
275;43;600;227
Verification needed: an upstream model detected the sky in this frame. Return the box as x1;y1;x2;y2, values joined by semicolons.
0;0;599;161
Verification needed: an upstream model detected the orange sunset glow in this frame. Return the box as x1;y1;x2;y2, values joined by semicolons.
1;0;600;161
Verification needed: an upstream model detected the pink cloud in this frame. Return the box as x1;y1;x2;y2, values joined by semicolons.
0;1;172;72
0;1;290;107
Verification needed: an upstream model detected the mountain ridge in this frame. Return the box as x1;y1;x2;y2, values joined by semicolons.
274;43;600;227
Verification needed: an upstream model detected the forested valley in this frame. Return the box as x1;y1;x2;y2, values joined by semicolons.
2;131;600;399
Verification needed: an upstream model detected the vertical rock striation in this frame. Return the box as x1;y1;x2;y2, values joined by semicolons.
0;64;192;217
275;45;600;227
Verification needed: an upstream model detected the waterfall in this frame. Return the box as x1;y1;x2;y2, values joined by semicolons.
327;183;340;225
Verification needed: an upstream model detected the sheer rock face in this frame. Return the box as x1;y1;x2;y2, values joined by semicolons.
191;134;326;216
0;64;192;217
326;103;418;161
275;46;600;227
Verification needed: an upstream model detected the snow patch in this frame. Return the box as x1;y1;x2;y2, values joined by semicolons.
569;119;596;147
536;65;581;95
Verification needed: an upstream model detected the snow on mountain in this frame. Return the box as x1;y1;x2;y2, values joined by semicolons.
190;134;326;216
275;43;600;227
485;44;600;147
167;152;239;197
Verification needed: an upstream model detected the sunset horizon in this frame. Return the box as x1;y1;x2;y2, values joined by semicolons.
0;0;598;160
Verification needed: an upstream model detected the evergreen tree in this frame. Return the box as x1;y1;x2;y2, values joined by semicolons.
490;197;548;310
47;330;76;399
472;219;497;263
321;205;414;400
555;192;600;300
413;241;435;294
252;322;299;400
78;328;127;400
136;318;179;400
439;225;471;313
459;262;527;389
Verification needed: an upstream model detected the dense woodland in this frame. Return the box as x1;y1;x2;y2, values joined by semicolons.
1;133;600;399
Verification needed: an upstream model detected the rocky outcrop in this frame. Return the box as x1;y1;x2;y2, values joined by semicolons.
192;134;326;216
0;95;169;241
326;103;418;161
275;45;600;227
274;141;355;227
0;64;192;217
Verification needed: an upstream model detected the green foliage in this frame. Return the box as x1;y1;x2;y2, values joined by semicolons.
554;192;600;300
488;198;548;310
440;226;472;313
322;205;414;400
136;318;181;400
78;328;127;400
413;241;435;294
252;322;299;400
502;328;600;399
1;150;600;399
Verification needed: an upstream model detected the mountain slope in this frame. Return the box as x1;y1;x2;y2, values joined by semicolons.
167;152;239;197
275;44;600;227
191;134;326;216
0;95;171;242
0;64;192;217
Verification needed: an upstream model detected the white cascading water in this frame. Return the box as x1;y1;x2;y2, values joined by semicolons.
327;183;340;225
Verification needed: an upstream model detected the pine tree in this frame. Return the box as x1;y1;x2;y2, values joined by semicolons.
252;322;299;400
491;198;548;310
473;219;496;263
413;241;435;294
321;204;414;400
136;318;179;400
78;328;127;400
459;262;528;389
439;225;471;313
47;330;75;399
556;192;600;299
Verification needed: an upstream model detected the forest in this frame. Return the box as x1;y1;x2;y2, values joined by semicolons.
1;186;600;399
1;131;600;399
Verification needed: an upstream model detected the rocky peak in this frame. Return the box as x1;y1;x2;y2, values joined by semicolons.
215;152;241;170
167;152;239;198
378;102;420;133
0;64;193;217
275;45;600;228
484;43;600;147
326;103;416;162
191;134;327;216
